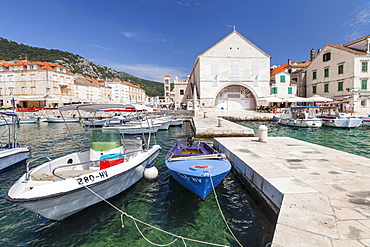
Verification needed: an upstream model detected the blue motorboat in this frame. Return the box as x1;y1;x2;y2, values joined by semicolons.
165;139;231;200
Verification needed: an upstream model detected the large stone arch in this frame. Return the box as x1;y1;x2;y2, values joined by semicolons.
213;84;257;110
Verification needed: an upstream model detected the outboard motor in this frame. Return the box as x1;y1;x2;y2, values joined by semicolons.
186;136;194;147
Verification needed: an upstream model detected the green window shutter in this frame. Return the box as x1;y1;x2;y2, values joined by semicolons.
338;65;343;74
271;87;278;94
338;81;343;91
313;86;317;94
362;80;368;90
324;68;329;77
324;84;329;92
288;87;292;94
362;62;368;72
313;71;317;80
280;75;285;82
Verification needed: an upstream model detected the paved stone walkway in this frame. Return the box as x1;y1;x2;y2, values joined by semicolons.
214;136;370;247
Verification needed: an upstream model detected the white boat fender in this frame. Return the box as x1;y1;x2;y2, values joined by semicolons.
144;164;158;180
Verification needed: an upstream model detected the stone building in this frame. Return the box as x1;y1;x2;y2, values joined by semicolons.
106;78;145;104
270;60;310;99
0;60;74;108
0;60;147;108
306;35;370;114
187;30;271;112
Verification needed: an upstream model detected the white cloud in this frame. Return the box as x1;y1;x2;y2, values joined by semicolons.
89;44;111;51
102;61;189;82
122;32;135;38
120;31;174;44
344;3;370;40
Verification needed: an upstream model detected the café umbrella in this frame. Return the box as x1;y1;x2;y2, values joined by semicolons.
260;96;284;103
306;95;333;102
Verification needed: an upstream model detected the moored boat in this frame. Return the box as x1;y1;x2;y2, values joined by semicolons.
0;112;30;172
104;123;161;134
277;106;322;128
46;116;80;123
82;118;110;127
6;104;161;220
165;139;231;200
319;106;362;129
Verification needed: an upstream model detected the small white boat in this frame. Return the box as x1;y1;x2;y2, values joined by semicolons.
47;116;80;123
169;117;184;126
276;106;322;128
82;118;110;127
104;123;161;134
6;104;161;220
0;112;30;172
319;106;363;129
153;119;171;130
18;116;39;124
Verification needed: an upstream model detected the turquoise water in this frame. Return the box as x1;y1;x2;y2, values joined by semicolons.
239;121;370;159
0;122;274;247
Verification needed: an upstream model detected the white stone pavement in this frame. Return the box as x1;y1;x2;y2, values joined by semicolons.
214;136;370;247
192;110;274;137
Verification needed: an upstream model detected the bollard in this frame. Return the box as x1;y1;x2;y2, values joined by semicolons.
258;125;268;143
217;118;222;127
203;111;207;118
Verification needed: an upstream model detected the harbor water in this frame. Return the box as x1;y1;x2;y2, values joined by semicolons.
0;122;274;247
240;121;370;159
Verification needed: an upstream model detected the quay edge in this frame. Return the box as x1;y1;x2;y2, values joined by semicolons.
213;136;370;246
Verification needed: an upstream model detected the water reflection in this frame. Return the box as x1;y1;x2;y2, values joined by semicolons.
0;122;274;247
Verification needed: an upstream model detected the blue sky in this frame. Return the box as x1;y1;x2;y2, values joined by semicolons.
1;0;370;82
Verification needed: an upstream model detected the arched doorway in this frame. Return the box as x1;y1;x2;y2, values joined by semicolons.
214;85;256;110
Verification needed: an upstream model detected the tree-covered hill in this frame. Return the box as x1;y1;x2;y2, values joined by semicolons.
0;38;164;97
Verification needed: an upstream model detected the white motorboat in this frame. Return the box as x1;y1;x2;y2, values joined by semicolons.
6;104;161;220
18;116;39;124
319;106;363;129
360;113;370;127
104;123;162;134
153;119;171;130
276;106;322;128
0;112;30;172
82;118;110;127
168;117;184;126
46;116;80;123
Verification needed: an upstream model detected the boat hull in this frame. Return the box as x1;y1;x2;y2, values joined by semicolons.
104;125;160;134
47;117;79;123
361;117;370;126
0;148;29;172
321;117;362;128
167;166;229;200
169;118;184;126
278;118;322;128
6;146;160;220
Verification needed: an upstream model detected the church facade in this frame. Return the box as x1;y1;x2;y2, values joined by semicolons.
186;30;271;111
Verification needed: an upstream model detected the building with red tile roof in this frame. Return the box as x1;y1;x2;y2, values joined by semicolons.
306;35;370;114
270;60;311;98
0;60;74;108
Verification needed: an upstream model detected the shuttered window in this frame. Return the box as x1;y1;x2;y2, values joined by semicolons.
362;80;368;90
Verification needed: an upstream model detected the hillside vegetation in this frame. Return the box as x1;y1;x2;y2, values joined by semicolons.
0;38;164;97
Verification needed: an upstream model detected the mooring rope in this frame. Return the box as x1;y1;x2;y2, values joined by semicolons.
78;180;229;247
207;172;244;247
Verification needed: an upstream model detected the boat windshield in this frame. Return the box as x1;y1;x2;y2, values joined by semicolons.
91;129;121;151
